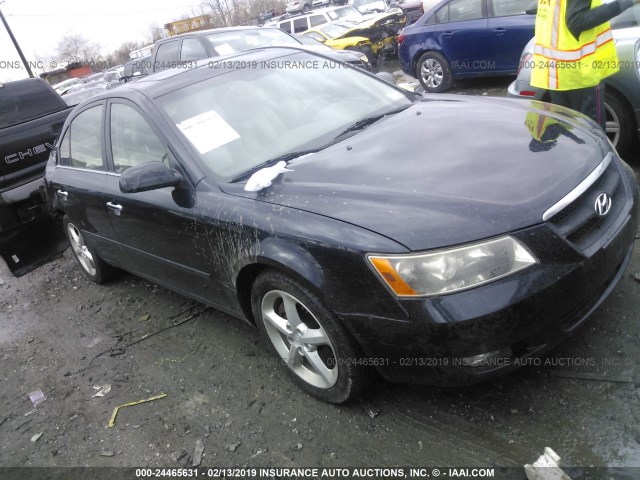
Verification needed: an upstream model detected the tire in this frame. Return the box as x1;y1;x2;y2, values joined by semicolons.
416;51;452;93
604;89;635;158
251;270;371;403
63;216;119;284
303;3;311;12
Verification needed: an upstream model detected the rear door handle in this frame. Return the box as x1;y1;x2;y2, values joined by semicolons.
106;202;123;216
444;31;453;37
493;28;506;34
56;190;68;198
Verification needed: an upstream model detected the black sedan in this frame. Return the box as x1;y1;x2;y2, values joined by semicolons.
43;47;638;403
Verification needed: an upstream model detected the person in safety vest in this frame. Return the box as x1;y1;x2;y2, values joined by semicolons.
531;0;639;129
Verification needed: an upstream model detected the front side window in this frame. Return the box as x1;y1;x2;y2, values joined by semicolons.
110;103;167;173
67;105;104;170
181;38;208;61
154;41;180;70
490;0;528;17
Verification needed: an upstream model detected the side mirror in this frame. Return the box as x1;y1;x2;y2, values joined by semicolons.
119;161;183;193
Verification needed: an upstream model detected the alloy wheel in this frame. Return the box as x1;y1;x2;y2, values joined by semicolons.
67;223;96;276
261;289;338;389
420;58;443;89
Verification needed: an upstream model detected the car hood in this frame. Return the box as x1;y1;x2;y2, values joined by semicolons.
221;96;610;251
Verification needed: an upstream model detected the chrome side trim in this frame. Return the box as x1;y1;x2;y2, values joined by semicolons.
542;152;613;221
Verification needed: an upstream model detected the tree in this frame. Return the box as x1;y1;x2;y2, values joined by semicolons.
56;34;101;64
144;23;166;45
113;41;142;66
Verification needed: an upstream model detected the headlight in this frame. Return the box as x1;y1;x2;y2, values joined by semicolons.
368;236;537;297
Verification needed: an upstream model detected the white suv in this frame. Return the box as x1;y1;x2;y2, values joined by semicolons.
268;5;364;34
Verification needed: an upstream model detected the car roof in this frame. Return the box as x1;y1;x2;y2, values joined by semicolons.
82;47;317;101
157;26;284;40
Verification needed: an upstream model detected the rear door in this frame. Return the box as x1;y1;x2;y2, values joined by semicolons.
434;0;490;76
487;0;536;72
46;102;120;261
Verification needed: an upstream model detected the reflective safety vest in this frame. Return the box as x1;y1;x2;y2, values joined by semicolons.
531;0;618;91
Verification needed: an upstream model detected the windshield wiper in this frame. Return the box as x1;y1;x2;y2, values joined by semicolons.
333;105;411;141
231;149;319;183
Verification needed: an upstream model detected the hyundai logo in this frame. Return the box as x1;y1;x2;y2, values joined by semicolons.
595;193;612;216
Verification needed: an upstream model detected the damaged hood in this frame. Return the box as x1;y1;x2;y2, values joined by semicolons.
221;96;610;251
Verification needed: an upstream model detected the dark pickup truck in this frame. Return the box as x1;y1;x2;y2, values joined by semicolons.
0;78;71;276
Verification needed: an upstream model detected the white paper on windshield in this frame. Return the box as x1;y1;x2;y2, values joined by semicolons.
176;110;240;155
214;43;236;55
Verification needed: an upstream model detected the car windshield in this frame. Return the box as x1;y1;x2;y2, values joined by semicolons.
206;29;300;55
316;22;354;38
327;5;364;21
157;51;412;180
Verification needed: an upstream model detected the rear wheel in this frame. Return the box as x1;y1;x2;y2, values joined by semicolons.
303;3;311;12
64;216;118;284
251;270;371;403
416;51;452;93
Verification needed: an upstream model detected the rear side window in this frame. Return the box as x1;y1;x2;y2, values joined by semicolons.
63;105;105;170
293;17;308;33
0;80;66;129
309;15;327;27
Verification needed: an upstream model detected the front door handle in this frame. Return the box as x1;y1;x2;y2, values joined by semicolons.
56;190;68;198
493;28;506;34
106;202;123;216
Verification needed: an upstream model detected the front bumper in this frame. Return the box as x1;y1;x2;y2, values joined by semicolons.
340;157;639;385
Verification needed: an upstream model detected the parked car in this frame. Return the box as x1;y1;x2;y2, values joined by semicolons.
508;5;640;157
295;33;373;69
391;0;424;24
266;5;365;34
122;55;152;82
398;0;536;92
62;85;109;107
287;0;313;14
351;0;389;14
304;10;406;63
303;22;378;61
51;78;84;95
149;26;372;73
0;79;71;276
37;47;638;403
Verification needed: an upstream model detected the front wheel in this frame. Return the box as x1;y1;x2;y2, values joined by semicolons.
251;270;371;403
64;216;119;284
416;51;452;93
303;4;311;12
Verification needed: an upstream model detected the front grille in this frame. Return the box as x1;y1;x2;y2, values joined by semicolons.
546;155;627;251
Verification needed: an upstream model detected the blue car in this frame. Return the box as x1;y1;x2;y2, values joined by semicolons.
399;0;536;92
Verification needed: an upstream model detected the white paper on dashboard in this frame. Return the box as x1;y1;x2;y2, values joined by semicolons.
176;110;240;154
